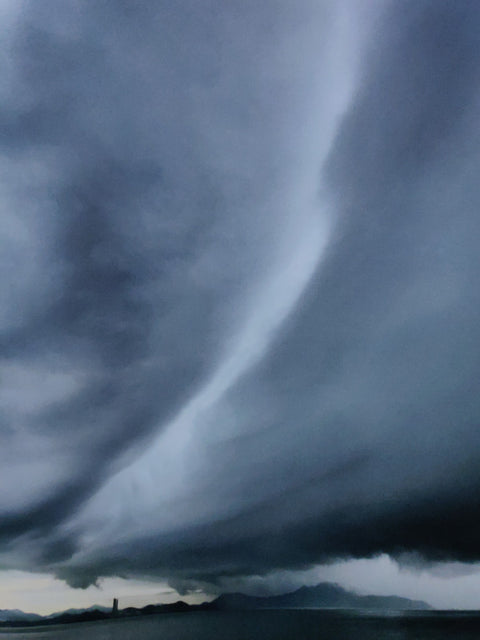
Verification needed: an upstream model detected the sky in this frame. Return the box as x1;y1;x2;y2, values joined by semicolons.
2;0;480;614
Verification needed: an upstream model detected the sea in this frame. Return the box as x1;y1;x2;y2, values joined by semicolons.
1;610;480;640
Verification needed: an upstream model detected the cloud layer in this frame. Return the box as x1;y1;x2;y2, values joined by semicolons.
2;0;480;592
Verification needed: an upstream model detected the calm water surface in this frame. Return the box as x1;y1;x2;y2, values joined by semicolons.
1;610;480;640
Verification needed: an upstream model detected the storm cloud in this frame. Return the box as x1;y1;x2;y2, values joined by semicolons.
2;0;480;593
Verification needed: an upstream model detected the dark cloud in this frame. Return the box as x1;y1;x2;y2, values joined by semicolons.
1;0;306;536
2;0;480;594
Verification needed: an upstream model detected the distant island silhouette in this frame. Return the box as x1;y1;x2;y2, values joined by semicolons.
0;582;431;627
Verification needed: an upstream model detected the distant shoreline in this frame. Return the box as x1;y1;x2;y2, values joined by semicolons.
0;582;434;628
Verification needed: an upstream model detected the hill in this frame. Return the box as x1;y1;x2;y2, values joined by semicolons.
209;583;431;611
0;582;431;627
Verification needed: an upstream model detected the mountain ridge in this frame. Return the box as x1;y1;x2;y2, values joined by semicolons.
0;608;42;622
210;582;431;611
0;581;432;626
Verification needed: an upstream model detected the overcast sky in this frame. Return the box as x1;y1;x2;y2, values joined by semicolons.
3;0;480;613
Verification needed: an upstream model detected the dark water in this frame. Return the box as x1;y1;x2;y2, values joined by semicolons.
2;610;480;640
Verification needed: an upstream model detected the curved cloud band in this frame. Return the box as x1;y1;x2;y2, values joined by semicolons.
2;0;480;591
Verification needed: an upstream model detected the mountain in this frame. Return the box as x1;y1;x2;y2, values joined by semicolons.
0;609;43;623
0;605;110;625
209;583;432;611
0;582;432;627
46;605;111;618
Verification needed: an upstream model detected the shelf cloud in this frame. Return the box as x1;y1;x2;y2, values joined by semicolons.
2;0;480;594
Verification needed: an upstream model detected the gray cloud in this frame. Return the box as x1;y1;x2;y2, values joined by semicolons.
2;0;480;595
